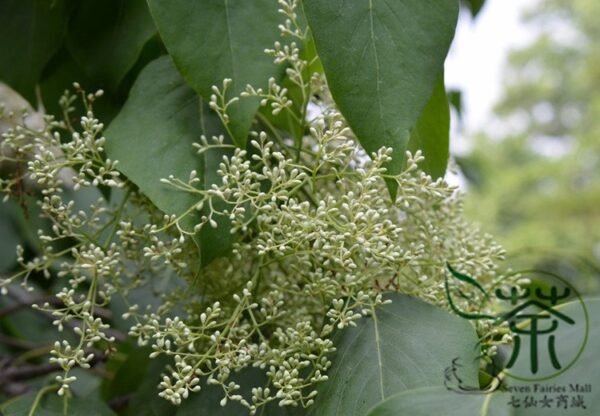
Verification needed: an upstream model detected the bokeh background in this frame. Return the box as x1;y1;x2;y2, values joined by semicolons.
448;0;600;295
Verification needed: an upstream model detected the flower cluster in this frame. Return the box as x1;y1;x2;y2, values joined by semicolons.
152;110;507;410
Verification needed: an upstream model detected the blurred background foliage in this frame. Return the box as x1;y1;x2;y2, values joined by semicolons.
458;0;600;294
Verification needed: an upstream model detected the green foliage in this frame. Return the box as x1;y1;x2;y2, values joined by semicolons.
66;0;156;93
0;0;69;105
1;391;116;416
146;0;283;147
366;387;510;416
0;0;162;124
0;201;20;272
0;0;554;415
303;0;458;197
104;56;234;265
105;56;203;220
461;0;487;18
367;298;600;415
408;74;451;179
307;294;480;416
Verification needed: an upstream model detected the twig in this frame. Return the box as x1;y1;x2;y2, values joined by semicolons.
4;285;124;341
0;295;61;319
0;351;108;397
0;334;38;350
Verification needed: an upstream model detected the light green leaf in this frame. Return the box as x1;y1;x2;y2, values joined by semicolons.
105;56;201;226
303;0;458;199
146;0;283;147
366;386;511;416
0;0;70;105
367;298;600;415
408;73;450;179
66;0;156;92
105;56;233;266
307;294;480;416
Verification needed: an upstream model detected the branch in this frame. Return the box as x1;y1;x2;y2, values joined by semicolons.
0;351;108;397
4;284;125;341
0;295;60;319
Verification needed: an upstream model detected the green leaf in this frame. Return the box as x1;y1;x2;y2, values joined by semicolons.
126;356;177;416
408;73;451;179
39;46;122;124
448;89;463;122
307;294;480;416
462;0;487;18
446;263;490;299
303;0;458;199
0;0;70;105
0;201;22;272
366;386;511;416
367;298;600;415
0;285;62;347
1;392;116;416
100;344;152;401
146;0;284;147
66;0;156;92
195;102;237;266
105;56;233;266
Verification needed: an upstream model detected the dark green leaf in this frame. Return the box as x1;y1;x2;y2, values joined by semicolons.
0;0;70;105
447;89;463;122
303;0;458;199
126;356;177;416
68;368;103;400
408;73;451;179
0;201;21;272
39;46;122;123
101;344;152;401
66;0;156;92
0;286;62;346
105;56;233;266
146;0;284;147
462;0;487;18
307;294;480;416
446;263;490;299
1;392;116;416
